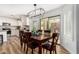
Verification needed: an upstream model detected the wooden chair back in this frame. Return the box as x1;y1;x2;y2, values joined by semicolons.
19;31;24;41
51;33;59;48
23;32;32;43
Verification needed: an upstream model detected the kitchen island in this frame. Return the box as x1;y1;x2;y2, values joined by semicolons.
0;30;7;42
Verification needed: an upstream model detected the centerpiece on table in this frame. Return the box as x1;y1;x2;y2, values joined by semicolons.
32;26;36;36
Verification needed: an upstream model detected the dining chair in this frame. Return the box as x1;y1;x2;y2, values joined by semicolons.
23;32;39;54
19;30;24;49
42;33;59;54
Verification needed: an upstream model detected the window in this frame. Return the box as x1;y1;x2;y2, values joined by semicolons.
40;15;60;33
48;16;60;32
41;18;48;30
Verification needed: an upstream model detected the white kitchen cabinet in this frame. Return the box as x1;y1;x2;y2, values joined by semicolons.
11;29;19;37
0;31;7;42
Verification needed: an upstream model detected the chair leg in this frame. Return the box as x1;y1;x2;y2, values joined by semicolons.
20;42;23;49
52;51;54;54
32;49;34;54
24;44;26;51
46;50;48;54
55;50;57;54
50;51;52;54
43;48;44;54
26;46;28;54
54;47;57;54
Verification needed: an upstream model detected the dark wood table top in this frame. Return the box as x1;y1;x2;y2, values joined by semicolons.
31;35;52;43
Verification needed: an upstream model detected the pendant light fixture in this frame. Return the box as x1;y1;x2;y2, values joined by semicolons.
27;4;45;18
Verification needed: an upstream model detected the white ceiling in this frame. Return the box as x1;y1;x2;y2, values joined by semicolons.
0;4;63;16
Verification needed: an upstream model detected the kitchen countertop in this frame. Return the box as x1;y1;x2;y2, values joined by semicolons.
0;30;8;32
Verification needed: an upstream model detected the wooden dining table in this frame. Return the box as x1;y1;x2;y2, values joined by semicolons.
31;35;51;54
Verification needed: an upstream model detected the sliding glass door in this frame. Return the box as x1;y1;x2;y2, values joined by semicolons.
41;15;60;32
40;15;61;44
41;18;48;30
48;16;60;33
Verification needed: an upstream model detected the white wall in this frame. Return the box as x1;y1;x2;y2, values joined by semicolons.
76;4;79;54
21;16;27;26
62;5;77;54
17;16;28;30
42;5;77;53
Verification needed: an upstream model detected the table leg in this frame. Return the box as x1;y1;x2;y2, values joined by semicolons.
39;45;42;54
